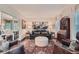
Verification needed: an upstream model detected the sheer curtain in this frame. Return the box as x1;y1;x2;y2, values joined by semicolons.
73;10;79;40
74;11;79;34
55;17;60;32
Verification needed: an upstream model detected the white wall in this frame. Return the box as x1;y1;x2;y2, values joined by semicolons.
25;17;56;32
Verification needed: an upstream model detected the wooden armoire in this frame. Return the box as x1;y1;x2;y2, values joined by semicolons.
57;16;70;46
60;17;70;39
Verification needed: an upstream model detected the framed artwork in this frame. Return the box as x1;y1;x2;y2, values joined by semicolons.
22;20;26;29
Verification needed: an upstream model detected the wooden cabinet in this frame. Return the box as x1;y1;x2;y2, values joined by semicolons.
60;17;70;39
57;17;70;46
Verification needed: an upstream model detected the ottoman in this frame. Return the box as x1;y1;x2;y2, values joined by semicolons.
35;36;48;47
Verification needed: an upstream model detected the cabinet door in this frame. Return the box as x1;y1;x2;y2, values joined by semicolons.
60;17;70;39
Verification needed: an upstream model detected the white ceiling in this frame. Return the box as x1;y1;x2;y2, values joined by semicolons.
0;4;75;19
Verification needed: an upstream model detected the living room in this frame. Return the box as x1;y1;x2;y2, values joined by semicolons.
0;4;79;54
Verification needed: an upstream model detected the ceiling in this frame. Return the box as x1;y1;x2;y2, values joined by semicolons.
0;4;75;19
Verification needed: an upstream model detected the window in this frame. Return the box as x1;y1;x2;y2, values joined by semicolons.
4;20;12;30
13;21;19;31
74;11;79;34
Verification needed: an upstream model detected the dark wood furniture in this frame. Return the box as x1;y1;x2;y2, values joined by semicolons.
60;17;70;39
57;17;70;46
